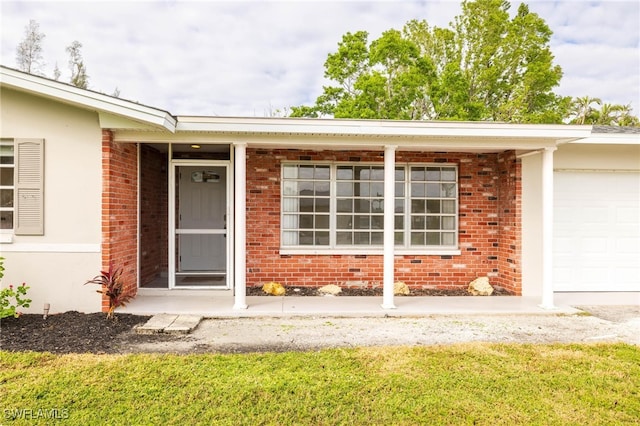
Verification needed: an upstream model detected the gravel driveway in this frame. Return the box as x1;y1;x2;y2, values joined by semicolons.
123;305;640;354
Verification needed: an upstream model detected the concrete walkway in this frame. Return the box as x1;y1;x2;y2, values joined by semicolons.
135;314;203;334
119;292;640;318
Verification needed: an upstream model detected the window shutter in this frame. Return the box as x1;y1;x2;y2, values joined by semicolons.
15;139;44;235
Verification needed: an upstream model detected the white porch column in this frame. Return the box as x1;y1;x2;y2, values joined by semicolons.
233;142;248;310
540;147;557;309
382;145;397;309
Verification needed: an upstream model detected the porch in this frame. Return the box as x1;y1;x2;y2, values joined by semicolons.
117;292;639;317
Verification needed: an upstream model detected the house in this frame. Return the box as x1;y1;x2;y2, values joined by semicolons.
1;66;638;314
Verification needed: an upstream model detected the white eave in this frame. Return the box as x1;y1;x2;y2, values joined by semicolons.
0;66;176;132
573;132;640;145
163;116;592;151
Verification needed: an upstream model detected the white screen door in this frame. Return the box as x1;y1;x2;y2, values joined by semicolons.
171;164;229;288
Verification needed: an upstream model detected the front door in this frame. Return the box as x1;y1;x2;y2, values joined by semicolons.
171;163;230;288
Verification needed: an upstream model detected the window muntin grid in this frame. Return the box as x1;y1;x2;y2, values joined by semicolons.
281;163;457;249
0;140;14;230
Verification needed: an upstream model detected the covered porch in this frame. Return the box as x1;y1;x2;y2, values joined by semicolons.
110;118;592;312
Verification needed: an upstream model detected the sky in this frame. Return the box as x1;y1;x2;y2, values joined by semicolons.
1;0;639;117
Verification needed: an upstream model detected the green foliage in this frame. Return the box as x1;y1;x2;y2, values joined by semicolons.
1;344;639;424
292;0;639;125
0;256;4;281
0;283;32;319
568;97;640;126
85;264;133;319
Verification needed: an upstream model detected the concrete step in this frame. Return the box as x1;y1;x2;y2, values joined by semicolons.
135;314;202;335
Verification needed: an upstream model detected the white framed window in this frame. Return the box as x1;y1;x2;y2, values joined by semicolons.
0;139;15;230
0;138;44;236
281;162;458;251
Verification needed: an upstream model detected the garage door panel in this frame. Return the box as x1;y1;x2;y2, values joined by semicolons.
616;207;640;223
616;237;640;251
554;171;640;292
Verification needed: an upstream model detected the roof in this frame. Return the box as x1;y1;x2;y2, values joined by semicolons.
0;65;176;132
592;125;640;134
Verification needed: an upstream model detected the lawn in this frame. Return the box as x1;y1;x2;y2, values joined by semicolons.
1;343;638;425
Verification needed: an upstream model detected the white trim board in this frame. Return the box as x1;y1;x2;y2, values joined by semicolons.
0;243;100;253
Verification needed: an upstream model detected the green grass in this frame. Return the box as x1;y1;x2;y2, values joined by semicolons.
1;344;639;425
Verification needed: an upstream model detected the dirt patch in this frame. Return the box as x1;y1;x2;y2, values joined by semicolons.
575;305;640;323
2;307;639;355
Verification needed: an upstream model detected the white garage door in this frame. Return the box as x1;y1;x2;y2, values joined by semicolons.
554;171;640;291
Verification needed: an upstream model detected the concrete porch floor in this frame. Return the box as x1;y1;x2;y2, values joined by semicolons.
118;292;640;318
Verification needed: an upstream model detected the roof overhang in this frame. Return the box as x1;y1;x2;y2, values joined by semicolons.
571;132;640;145
113;116;592;153
0;66;176;132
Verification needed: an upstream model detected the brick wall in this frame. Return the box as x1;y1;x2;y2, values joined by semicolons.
496;151;522;294
101;130;138;312
139;145;168;286
245;148;522;294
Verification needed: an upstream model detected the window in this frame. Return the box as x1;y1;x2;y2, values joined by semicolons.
281;162;458;251
0;139;44;235
0;140;14;230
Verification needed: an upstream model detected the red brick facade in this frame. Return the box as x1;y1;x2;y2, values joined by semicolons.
103;142;523;305
245;148;522;294
101;130;138;311
496;151;522;294
139;145;168;286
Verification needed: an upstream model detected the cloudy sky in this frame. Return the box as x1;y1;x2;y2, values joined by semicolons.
1;0;639;117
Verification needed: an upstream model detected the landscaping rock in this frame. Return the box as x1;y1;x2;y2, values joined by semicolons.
262;281;286;296
468;277;494;296
394;281;410;295
318;284;342;296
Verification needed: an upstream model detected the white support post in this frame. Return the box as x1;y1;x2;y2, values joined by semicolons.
382;145;397;309
233;142;248;310
540;147;556;309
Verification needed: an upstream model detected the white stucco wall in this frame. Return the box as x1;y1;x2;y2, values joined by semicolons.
0;88;103;313
522;142;640;297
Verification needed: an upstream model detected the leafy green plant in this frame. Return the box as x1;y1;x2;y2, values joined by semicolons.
0;256;5;280
1;283;32;319
85;264;134;319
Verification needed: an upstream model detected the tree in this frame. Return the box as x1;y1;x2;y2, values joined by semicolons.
16;20;45;75
66;40;89;89
292;0;567;123
292;29;435;120
52;62;61;81
568;96;601;124
614;104;640;127
567;98;639;126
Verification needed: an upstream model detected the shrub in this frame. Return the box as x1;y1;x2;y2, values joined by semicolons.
0;283;32;319
85;264;134;319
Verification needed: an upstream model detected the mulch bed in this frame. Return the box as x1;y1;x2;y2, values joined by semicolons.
246;286;511;297
1;287;510;354
0;311;150;354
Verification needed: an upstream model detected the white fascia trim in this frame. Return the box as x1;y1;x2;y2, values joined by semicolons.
1;67;176;132
280;248;462;256
176;116;592;140
0;243;101;253
571;134;640;145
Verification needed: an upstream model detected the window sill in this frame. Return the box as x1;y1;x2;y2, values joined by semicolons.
279;248;461;256
0;233;13;244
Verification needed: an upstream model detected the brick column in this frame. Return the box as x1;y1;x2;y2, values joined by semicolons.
101;130;138;312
